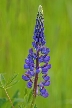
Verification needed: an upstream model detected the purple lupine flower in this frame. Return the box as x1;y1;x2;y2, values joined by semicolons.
42;75;50;81
27;81;33;88
22;5;51;98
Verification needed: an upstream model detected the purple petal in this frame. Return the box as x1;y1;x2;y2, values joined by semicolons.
41;91;49;98
27;56;34;64
41;47;50;54
29;48;33;54
39;83;44;87
22;75;30;81
42;66;48;73
44;56;50;63
25;70;35;77
48;64;51;69
24;64;29;69
40;88;46;94
25;59;29;64
39;32;44;38
26;71;32;78
36;68;40;73
39;55;43;62
42;40;46;46
42;75;50;81
46;48;50;54
41;47;46;54
42;71;47;74
28;54;32;59
27;81;33;88
30;66;34;71
39;38;42;43
35;38;39;42
33;53;37;59
30;71;35;76
42;81;50;86
32;42;37;49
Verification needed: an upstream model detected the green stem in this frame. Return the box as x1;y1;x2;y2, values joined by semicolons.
4;88;14;108
1;82;14;108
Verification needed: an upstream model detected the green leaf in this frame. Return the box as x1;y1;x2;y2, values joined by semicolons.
8;80;19;86
12;90;20;99
34;104;37;108
27;90;33;103
6;73;18;86
13;98;24;106
5;80;19;89
0;74;4;82
0;98;7;107
5;85;12;89
24;88;27;96
18;104;25;108
0;74;6;86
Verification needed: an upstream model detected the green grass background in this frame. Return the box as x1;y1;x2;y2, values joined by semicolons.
0;0;72;108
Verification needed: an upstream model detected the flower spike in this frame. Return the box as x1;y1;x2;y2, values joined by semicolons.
22;5;51;98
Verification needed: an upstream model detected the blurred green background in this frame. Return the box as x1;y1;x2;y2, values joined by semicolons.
0;0;72;108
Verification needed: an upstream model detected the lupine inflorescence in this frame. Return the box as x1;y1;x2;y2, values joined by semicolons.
22;5;51;98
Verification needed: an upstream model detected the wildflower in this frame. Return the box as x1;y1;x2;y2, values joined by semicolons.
22;5;51;98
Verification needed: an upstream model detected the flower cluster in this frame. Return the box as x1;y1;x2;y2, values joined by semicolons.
22;5;51;98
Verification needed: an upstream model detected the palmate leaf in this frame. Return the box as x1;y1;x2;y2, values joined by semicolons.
5;73;19;89
6;73;18;86
6;80;19;90
0;73;19;90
